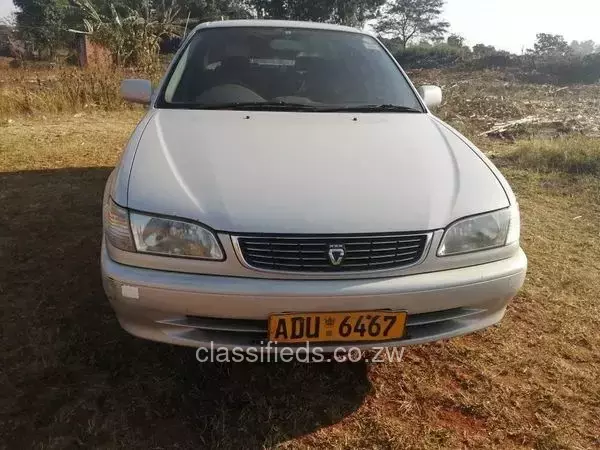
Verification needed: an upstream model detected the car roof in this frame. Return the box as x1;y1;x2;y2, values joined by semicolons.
192;19;367;35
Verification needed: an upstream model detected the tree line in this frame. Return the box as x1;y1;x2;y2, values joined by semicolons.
388;32;600;84
3;0;600;83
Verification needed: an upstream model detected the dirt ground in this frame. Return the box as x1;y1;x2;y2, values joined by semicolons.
1;101;599;448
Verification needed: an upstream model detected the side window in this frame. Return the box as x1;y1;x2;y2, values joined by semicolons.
164;46;190;102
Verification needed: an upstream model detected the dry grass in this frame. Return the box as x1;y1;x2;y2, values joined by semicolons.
1;109;599;449
409;69;600;138
0;64;158;118
492;136;600;176
2;62;600;137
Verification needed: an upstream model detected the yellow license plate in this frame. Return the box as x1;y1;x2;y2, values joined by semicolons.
268;311;407;344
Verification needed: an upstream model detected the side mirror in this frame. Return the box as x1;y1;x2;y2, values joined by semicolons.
417;85;442;109
121;79;152;104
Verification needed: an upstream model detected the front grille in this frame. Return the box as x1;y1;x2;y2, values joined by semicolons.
236;233;429;272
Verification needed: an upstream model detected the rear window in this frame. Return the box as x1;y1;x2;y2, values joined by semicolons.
157;26;423;111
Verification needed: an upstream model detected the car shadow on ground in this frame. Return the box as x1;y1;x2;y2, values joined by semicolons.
1;167;371;448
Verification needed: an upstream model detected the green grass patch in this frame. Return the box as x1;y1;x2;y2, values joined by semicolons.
495;136;600;175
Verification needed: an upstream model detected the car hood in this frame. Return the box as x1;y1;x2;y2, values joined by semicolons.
127;110;509;233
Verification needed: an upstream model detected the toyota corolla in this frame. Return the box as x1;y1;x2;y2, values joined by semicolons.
101;20;527;350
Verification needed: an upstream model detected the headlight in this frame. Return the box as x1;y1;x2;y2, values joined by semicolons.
129;212;224;260
104;199;135;252
438;206;520;256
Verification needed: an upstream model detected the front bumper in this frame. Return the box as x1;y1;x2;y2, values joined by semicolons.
101;243;527;350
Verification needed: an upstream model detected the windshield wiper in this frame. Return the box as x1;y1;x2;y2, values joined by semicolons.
177;102;423;113
319;104;423;113
196;101;320;111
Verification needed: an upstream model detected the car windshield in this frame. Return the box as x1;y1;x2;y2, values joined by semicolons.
158;26;424;112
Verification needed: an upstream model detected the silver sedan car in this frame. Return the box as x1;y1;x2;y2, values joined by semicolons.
101;20;527;351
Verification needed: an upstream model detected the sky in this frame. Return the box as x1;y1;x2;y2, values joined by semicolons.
0;0;12;23
1;0;599;53
443;0;600;53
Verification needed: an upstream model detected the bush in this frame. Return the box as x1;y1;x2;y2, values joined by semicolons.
463;52;518;70
513;54;600;85
393;44;465;69
487;53;600;85
388;38;600;85
531;54;600;84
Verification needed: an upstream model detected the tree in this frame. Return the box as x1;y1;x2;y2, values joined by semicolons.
0;23;13;57
472;43;496;58
173;0;250;21
446;33;464;48
332;0;385;25
530;33;570;57
77;0;249;23
248;0;383;26
374;0;449;49
570;40;597;56
13;0;71;57
75;0;181;67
